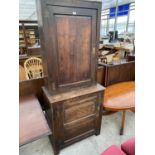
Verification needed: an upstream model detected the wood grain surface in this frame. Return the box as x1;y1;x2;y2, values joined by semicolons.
43;83;105;104
103;81;135;111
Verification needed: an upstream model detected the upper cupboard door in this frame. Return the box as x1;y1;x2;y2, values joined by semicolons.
47;5;97;89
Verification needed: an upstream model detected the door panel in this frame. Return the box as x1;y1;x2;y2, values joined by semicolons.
46;5;97;91
64;116;95;140
56;15;91;85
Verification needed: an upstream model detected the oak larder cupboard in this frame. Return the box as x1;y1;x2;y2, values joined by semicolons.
36;0;105;154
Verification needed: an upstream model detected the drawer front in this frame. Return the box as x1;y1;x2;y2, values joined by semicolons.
64;94;98;123
64;95;97;109
64;116;95;140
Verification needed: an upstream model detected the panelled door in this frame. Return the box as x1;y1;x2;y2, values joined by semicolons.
45;3;98;91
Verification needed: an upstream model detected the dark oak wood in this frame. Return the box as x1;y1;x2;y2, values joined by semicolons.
56;15;91;86
19;78;45;108
19;20;38;24
19;94;51;146
19;78;44;96
99;61;135;87
97;66;105;85
36;0;102;94
28;47;41;56
15;59;109;110
128;55;135;61
43;84;105;154
36;1;104;154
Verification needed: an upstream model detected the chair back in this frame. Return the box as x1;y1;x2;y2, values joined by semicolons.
24;57;43;79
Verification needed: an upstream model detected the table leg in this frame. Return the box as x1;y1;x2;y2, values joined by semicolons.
120;110;126;135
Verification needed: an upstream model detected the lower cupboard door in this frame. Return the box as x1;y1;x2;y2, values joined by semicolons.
64;116;95;141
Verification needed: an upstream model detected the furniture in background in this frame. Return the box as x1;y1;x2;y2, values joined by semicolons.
19;77;44;104
19;94;51;146
101;145;126;155
36;0;105;154
99;43;134;54
128;54;135;61
19;65;26;81
98;55;135;134
24;57;43;80
97;66;105;85
103;81;135;135
19;20;41;67
98;41;134;66
98;61;135;87
19;20;40;56
19;55;42;67
100;138;135;155
19;78;51;146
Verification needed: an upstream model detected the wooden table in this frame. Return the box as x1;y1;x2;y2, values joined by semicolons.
19;94;51;146
104;81;135;110
103;81;135;135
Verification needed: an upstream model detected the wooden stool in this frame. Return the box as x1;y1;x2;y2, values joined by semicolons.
103;81;135;135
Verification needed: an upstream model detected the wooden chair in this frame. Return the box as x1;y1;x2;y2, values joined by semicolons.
19;65;27;81
103;81;135;135
24;57;43;80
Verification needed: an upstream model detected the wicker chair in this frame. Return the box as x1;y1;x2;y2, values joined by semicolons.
24;57;43;79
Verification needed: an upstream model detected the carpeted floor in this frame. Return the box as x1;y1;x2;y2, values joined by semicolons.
20;110;135;155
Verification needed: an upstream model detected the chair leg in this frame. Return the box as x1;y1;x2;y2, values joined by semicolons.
120;110;126;135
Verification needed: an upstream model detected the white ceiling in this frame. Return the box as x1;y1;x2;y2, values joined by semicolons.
19;0;135;20
19;0;37;20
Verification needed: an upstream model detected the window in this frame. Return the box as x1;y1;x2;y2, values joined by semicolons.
100;2;135;37
109;18;115;31
101;19;108;36
100;9;109;37
129;10;135;23
128;23;135;33
117;16;128;34
109;4;130;18
128;9;135;33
